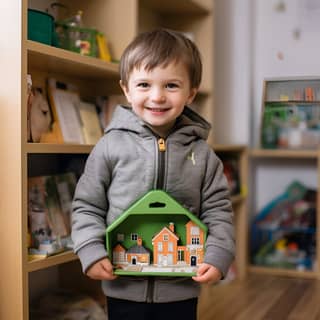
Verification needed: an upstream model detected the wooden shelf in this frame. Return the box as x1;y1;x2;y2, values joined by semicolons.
27;40;119;80
250;148;319;159
213;144;247;153
249;265;317;279
1;1;238;319
231;194;246;205
265;100;320;104
27;251;78;273
141;0;211;14
26;143;94;154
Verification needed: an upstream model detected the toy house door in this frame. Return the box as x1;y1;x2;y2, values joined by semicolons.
191;256;197;266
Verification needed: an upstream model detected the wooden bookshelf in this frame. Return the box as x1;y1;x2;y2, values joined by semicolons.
0;1;248;319
214;145;249;280
249;77;320;280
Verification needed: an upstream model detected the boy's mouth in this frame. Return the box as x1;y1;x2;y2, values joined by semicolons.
145;107;170;112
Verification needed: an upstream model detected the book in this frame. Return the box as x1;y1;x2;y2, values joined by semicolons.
28;172;77;251
96;94;127;129
96;32;112;62
78;101;103;144
47;79;84;144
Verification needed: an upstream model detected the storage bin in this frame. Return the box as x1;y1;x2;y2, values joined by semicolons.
28;9;54;45
55;22;98;57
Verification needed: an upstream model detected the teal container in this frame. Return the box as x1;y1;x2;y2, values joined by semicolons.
28;9;54;45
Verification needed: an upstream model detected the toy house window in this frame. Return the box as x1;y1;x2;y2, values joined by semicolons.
131;233;138;241
178;250;184;261
163;234;169;241
168;242;174;252
158;242;163;252
191;226;200;235
117;233;124;242
192;237;200;245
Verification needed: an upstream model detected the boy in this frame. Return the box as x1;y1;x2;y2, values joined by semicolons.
72;29;234;320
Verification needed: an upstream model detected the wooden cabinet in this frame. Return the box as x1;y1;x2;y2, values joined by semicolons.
249;149;319;279
213;144;248;280
249;78;320;279
0;1;247;319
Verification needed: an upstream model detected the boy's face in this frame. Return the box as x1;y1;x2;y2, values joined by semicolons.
120;61;197;137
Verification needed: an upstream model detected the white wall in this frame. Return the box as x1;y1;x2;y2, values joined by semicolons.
213;0;253;144
215;0;320;212
253;0;320;147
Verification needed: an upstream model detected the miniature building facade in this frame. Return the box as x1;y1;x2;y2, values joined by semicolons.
152;223;179;266
112;221;204;267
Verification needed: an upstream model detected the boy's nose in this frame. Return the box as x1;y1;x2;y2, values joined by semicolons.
150;87;166;102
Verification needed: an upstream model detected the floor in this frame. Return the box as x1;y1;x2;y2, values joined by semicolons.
198;273;320;320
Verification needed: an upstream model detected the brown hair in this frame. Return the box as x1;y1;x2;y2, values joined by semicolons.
119;29;202;89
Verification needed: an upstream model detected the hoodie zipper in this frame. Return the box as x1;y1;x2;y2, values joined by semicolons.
146;137;166;303
156;137;166;189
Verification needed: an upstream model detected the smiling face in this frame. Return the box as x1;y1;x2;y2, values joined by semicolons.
120;61;197;137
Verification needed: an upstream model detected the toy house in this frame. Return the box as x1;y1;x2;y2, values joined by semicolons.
106;190;207;276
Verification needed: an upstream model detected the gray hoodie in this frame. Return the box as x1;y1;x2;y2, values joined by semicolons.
72;105;234;303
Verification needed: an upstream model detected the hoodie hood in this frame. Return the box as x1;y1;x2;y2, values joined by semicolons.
105;105;211;141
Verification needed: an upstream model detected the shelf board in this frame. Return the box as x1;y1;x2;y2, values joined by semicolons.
27;251;78;273
27;40;119;80
26;143;94;154
265;100;320;104
231;194;246;205
211;144;247;153
141;0;211;14
249;265;317;279
250;148;319;159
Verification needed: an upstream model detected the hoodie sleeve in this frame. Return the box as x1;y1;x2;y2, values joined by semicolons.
200;149;235;277
72;135;111;272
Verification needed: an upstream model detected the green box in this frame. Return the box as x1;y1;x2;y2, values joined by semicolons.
55;22;98;57
106;190;207;277
28;9;54;45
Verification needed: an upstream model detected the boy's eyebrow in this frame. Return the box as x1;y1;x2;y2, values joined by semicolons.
132;78;149;83
133;77;184;83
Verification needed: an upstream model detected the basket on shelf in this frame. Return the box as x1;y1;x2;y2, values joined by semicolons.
55;22;98;57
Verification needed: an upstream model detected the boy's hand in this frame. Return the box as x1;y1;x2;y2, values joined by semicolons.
86;258;118;280
192;263;222;284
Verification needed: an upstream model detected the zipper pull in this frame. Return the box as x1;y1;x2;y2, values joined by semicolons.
158;138;166;152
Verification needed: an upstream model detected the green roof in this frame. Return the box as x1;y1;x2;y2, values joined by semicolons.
106;190;207;234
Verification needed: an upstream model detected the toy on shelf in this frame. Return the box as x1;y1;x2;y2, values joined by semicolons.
261;78;320;149
250;181;316;270
106;190;207;277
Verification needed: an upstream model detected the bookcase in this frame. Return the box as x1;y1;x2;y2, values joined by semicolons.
0;1;248;319
249;77;320;279
213;144;248;280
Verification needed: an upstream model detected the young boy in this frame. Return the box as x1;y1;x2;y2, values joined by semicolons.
72;29;234;320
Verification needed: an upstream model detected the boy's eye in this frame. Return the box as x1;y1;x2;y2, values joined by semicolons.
166;83;179;89
137;82;149;88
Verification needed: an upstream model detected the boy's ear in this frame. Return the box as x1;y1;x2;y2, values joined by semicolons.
187;88;198;105
119;80;132;104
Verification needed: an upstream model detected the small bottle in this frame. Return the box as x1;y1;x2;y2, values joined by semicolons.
65;10;83;27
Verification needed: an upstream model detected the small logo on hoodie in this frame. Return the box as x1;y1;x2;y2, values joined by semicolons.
187;152;196;165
